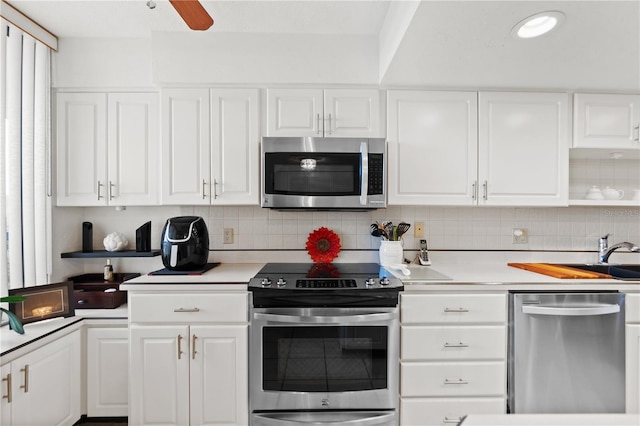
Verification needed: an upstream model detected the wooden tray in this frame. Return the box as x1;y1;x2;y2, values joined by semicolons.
508;263;612;279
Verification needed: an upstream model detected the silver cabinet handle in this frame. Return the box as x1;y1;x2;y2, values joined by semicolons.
472;181;477;200
108;181;115;200
213;179;219;199
634;124;639;142
192;334;198;360
444;342;469;348
444;307;469;313
97;181;104;200
202;179;207;200
316;113;322;135
174;308;200;313
2;373;11;403
177;334;183;360
444;378;469;385
327;113;332;135
19;365;29;393
443;417;463;424
482;180;488;200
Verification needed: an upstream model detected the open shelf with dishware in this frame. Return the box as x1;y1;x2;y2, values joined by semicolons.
568;149;640;206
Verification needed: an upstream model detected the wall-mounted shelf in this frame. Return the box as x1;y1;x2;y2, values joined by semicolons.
61;250;161;259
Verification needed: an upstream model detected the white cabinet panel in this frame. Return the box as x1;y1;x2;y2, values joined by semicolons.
402;325;506;361
129;292;247;323
266;88;323;136
387;90;477;205
400;397;505;426
478;92;569;206
86;327;128;417
401;293;507;324
574;93;640;149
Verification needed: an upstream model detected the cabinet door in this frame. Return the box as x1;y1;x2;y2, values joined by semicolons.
478;92;569;206
211;89;260;205
1;363;11;425
387;90;478;205
107;92;159;206
56;92;107;206
627;324;640;413
130;325;190;426
10;330;81;426
87;327;128;417
324;89;382;137
161;88;211;205
574;93;640;149
266;88;323;136
190;325;248;426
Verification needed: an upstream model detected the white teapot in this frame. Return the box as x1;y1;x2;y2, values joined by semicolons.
585;186;604;200
602;186;624;200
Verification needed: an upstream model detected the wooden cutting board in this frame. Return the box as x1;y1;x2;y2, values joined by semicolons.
508;263;612;279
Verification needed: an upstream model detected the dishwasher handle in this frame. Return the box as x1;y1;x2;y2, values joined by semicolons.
522;303;620;316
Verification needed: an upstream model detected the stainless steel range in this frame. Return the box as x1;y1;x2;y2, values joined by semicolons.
248;263;403;426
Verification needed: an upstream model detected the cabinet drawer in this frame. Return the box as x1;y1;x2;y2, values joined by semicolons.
627;293;640;324
400;397;505;426
401;361;505;397
402;325;506;361
129;293;247;323
401;294;506;324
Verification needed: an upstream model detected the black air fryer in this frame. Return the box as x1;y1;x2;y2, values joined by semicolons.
161;216;210;271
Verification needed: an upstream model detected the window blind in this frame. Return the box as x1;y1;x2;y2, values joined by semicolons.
1;20;52;296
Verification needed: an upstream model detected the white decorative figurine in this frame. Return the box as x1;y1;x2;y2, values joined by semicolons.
103;232;129;252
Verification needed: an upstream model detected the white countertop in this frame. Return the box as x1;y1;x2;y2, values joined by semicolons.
461;414;640;425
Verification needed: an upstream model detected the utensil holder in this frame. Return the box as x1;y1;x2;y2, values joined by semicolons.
379;241;403;265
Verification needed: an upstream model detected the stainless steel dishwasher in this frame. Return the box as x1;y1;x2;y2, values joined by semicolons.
508;292;625;414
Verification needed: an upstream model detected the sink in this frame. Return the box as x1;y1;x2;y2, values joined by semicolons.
558;264;640;279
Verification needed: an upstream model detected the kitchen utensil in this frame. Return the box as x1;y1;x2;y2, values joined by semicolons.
585;186;604;200
395;222;411;239
370;223;383;238
602;186;624;200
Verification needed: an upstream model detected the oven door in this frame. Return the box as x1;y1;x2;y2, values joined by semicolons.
249;306;399;412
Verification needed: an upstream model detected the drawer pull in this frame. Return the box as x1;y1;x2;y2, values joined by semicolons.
192;334;198;360
444;378;468;385
177;335;184;360
443;417;463;424
444;307;469;313
174;307;200;313
444;342;468;348
2;373;11;403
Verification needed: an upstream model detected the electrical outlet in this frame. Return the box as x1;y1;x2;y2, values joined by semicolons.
414;222;424;238
513;228;528;244
223;228;234;244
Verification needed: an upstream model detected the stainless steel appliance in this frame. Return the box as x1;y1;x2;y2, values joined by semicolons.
160;216;209;270
261;137;386;210
508;292;625;414
248;263;403;426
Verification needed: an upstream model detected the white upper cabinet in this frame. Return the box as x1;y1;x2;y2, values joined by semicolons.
387;90;478;205
573;93;640;149
266;88;382;137
161;88;260;205
56;91;159;206
478;92;570;206
388;90;569;206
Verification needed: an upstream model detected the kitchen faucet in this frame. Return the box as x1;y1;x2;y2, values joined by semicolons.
598;234;640;264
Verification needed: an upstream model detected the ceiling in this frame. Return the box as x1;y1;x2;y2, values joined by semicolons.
6;0;640;90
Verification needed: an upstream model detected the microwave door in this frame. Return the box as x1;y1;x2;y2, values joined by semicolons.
360;141;368;206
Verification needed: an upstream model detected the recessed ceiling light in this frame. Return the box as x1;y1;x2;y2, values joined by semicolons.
512;11;565;39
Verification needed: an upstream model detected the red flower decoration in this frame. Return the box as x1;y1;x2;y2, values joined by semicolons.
306;227;341;263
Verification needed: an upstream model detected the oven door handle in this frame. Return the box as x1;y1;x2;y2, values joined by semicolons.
359;141;368;206
252;411;396;425
253;312;396;324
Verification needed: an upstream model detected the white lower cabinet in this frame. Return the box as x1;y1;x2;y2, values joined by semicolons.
128;291;248;426
400;293;507;426
86;325;129;417
1;329;81;426
626;293;640;413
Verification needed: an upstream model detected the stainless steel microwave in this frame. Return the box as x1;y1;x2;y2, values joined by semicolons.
261;137;387;210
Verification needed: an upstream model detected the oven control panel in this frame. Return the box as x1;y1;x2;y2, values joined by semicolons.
249;276;401;290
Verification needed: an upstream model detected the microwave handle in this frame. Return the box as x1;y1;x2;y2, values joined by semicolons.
253;312;396;324
360;141;368;206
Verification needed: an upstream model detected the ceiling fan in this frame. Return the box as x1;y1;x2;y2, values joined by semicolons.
168;0;214;31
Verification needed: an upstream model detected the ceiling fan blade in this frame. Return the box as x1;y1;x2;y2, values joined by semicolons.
169;0;214;31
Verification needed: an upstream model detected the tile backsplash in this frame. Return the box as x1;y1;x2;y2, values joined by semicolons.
68;204;640;254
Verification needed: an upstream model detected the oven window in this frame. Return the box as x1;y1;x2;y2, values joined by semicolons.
262;326;388;392
264;153;361;196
